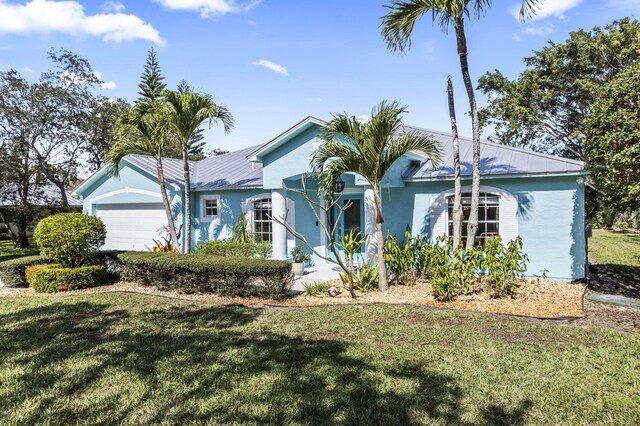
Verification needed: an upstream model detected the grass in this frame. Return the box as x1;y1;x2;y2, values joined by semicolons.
1;293;638;425
590;229;640;270
0;239;39;263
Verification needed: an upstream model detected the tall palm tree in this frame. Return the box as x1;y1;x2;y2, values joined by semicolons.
105;101;180;249
163;89;234;253
447;76;463;247
313;101;442;291
381;0;539;248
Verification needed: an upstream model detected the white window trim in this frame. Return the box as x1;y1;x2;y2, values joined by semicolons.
431;185;519;243
200;194;221;222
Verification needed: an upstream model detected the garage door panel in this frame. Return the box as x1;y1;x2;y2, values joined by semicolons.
96;203;168;251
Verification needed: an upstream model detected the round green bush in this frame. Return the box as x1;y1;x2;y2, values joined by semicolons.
25;264;106;293
33;213;106;268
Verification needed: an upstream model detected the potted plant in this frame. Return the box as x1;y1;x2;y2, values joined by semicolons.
290;245;310;277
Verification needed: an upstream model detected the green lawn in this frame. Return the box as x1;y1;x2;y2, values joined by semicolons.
0;239;38;263
590;229;640;270
1;293;638;425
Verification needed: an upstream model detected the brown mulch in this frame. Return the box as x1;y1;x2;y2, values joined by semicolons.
0;279;586;319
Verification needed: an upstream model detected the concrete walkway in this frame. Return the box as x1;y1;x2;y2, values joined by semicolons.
292;263;341;291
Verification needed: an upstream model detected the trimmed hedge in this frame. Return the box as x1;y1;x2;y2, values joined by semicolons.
196;240;274;259
26;264;106;293
0;256;53;288
33;213;106;268
118;252;293;298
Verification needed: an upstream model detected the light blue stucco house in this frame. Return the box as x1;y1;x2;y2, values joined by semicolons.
73;116;587;281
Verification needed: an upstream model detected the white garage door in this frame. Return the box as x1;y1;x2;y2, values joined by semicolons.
96;203;168;251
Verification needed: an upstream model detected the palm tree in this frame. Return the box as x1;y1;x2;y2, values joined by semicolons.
381;0;539;248
312;101;442;291
163;88;234;253
447;76;463;247
105;101;180;249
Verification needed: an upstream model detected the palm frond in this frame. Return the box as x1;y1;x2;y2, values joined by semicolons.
380;130;443;174
313;100;443;192
519;0;541;21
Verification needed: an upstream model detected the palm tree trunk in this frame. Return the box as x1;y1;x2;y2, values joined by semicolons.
374;188;389;291
156;158;180;250
447;77;463;248
454;17;481;249
182;147;191;253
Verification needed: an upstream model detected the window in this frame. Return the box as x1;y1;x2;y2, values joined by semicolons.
202;197;219;220
253;198;272;242
447;193;499;246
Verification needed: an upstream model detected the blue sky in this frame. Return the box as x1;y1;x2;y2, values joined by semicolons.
1;0;639;152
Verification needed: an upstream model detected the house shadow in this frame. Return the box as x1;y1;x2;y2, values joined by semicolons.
0;299;534;425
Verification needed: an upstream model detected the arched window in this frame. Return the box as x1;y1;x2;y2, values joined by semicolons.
447;193;499;245
253;198;272;242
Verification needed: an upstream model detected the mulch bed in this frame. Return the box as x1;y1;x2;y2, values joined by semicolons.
0;278;586;319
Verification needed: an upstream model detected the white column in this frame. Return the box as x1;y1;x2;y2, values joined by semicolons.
364;188;377;260
271;189;288;260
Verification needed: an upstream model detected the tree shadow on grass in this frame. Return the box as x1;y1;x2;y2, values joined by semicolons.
589;264;640;299
0;297;532;425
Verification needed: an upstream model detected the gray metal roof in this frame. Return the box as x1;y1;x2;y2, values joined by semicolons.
123;144;263;189
117;123;584;191
192;145;263;188
401;125;585;179
0;183;83;207
125;154;186;187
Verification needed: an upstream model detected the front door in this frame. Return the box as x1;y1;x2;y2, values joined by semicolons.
331;195;364;260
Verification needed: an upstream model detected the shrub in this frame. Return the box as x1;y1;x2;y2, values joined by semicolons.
33;213;106;267
339;262;379;292
384;230;417;285
118;252;293;299
290;245;311;263
196;240;257;257
422;236;529;301
26;264;106;293
302;281;331;295
480;237;528;298
255;241;272;259
94;250;125;282
428;241;481;301
0;255;53;288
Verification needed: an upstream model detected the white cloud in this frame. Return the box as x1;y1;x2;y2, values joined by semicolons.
512;0;581;21
59;71;116;90
101;1;125;13
100;80;116;90
513;22;555;41
252;59;288;77
155;0;260;18
21;66;33;73
0;0;163;44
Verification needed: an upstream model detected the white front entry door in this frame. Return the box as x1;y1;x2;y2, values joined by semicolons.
96;203;167;251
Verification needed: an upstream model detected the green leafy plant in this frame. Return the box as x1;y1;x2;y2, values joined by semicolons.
26;264;106;293
302;281;331;295
480;237;529;298
231;214;252;244
339;261;379;292
33;213;106;268
336;230;365;269
290;245;311;263
355;261;379;292
254;241;272;260
384;230;417;285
